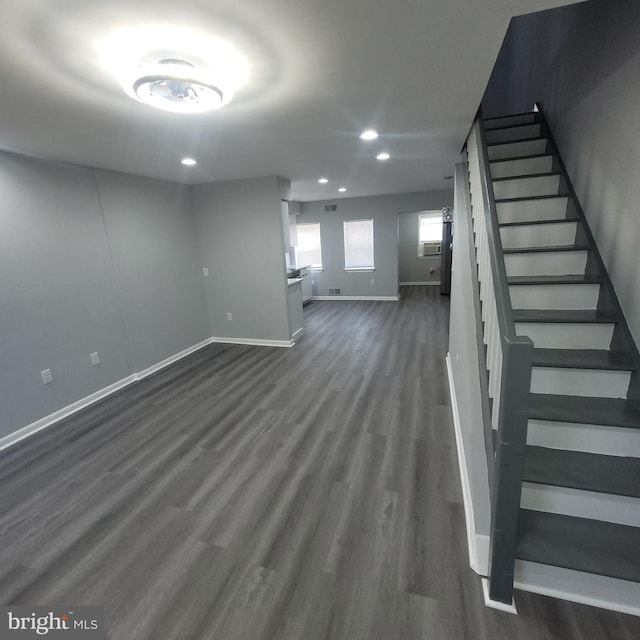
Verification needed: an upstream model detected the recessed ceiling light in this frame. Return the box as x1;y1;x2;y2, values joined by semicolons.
318;177;329;184
360;129;379;141
376;152;391;161
181;158;197;166
338;187;347;192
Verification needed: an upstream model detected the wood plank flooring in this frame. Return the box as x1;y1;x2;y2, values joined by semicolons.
1;286;639;639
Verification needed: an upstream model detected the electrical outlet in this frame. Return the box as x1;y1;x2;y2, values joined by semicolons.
41;369;53;384
226;312;233;321
202;267;209;277
90;352;101;366
370;278;375;285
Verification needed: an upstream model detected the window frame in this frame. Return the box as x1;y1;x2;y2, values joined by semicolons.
343;218;375;271
294;222;323;271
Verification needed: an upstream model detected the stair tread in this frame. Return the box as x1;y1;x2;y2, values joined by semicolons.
487;136;548;148
532;348;635;371
500;217;579;228
484;111;541;121
508;274;601;285
516;509;640;582
493;171;561;182
524;445;640;497
490;153;552;164
529;394;640;429
503;244;588;254
514;309;615;323
496;194;569;203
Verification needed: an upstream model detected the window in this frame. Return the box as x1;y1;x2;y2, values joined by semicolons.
294;223;323;269
344;219;374;270
418;210;443;256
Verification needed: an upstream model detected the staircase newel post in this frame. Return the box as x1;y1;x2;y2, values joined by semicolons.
488;336;534;605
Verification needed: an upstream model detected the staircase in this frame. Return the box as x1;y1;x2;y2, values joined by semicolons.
478;108;640;610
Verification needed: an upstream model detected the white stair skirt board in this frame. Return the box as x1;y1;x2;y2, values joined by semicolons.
490;155;554;179
500;222;578;250
446;355;491;577
493;174;561;199
530;366;630;399
509;283;600;311
527;418;640;458
521;483;640;528
0;337;216;454
488;138;548;161
485;123;542;144
504;250;587;277
482;579;518;614
514;561;640;617
496;197;569;224
515;322;614;350
485;114;538;130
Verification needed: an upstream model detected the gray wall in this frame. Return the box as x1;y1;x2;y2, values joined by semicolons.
0;151;210;438
96;170;210;371
398;211;442;284
299;190;452;297
192;176;292;342
448;163;491;538
482;0;640;344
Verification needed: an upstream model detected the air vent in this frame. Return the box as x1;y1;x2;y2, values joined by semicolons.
324;204;338;212
328;288;341;295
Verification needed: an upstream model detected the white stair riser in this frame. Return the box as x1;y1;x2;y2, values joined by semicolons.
516;322;614;350
521;484;640;527
500;222;577;249
485;114;538;130
485;123;542;144
497;198;569;224
488;138;548;161
531;366;630;399
527;419;640;458
505;251;587;277
509;284;600;311
491;156;554;179
494;175;561;199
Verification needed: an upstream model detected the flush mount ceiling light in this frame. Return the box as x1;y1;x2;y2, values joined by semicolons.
376;152;391;161
338;187;347;192
318;177;329;184
98;26;248;114
131;59;223;113
181;157;197;166
360;129;379;141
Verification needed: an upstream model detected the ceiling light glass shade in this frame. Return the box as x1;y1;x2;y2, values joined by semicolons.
127;60;223;113
376;152;391;161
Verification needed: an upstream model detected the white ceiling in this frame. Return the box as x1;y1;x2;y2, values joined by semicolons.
0;0;580;202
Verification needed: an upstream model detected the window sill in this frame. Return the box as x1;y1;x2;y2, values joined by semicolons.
310;267;324;272
344;268;375;272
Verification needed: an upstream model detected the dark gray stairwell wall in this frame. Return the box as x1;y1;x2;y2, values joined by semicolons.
481;0;640;345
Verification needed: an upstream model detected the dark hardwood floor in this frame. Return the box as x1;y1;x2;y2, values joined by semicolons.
1;286;638;639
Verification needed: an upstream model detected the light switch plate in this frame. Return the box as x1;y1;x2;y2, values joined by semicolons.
90;352;101;366
203;267;209;277
41;369;53;384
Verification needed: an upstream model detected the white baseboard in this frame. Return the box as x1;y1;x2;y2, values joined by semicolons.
312;295;399;301
0;374;137;453
482;579;518;614
0;337;215;454
514;561;640;617
135;338;215;380
291;328;304;343
399;281;441;286
446;353;490;576
211;336;294;348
